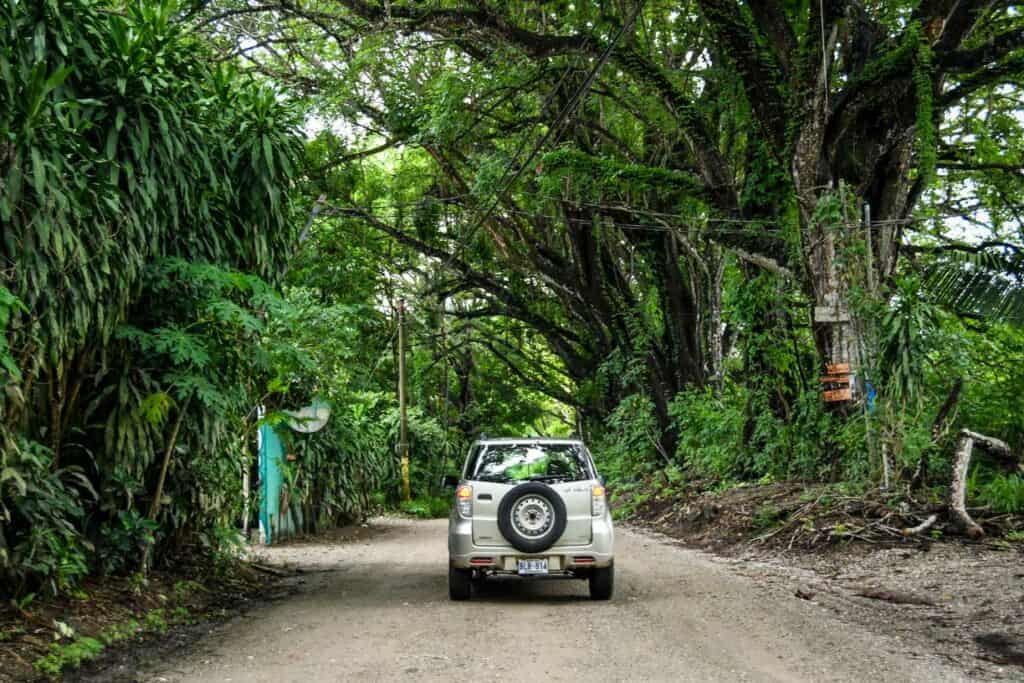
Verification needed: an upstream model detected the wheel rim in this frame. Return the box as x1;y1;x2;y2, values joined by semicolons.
511;495;554;538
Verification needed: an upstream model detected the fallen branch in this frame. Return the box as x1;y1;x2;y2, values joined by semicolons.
855;587;935;606
900;514;938;537
249;562;292;577
950;429;1016;539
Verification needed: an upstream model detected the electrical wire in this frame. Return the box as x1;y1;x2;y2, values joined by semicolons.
319;185;1023;234
323;197;999;238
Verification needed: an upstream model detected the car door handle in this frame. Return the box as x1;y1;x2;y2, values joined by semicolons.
477;493;492;501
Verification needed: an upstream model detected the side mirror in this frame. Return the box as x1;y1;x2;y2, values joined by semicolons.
441;474;460;489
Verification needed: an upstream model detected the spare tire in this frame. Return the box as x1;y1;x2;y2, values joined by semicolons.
497;482;567;554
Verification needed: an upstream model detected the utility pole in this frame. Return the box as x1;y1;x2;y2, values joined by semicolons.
397;298;411;502
863;202;888;490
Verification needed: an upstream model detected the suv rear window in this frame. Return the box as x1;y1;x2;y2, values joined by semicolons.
470;443;590;483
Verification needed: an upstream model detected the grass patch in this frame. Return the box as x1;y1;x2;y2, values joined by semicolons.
979;475;1024;514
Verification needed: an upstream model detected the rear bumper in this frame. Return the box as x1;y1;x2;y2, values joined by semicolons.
448;515;614;571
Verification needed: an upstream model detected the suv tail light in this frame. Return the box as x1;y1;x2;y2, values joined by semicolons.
456;484;473;517
591;485;606;517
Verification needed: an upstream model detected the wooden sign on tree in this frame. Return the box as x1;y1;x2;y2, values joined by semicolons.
821;364;853;402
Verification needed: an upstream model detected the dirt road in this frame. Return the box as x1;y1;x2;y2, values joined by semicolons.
142;518;968;682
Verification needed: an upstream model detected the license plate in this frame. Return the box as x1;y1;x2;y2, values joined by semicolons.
518;559;548;575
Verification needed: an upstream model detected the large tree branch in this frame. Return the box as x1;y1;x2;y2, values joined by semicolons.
902;239;1022;255
334;0;595;56
939;54;1024;105
334;206;599;376
316;138;399;173
697;0;789;147
322;1;736;214
938;159;1024;175
473;337;584;409
728;245;796;279
932;0;998;56
746;0;797;72
937;26;1024;70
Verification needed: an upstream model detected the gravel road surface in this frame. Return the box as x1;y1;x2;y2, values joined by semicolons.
144;517;968;682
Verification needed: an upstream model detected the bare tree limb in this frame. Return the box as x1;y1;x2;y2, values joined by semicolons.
949;428;1017;538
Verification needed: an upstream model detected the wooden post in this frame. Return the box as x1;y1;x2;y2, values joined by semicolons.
864;203;875;295
398;299;411;502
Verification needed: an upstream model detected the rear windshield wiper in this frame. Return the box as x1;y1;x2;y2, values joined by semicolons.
526;474;570;482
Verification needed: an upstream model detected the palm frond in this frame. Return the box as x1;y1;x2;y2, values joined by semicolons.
921;246;1024;324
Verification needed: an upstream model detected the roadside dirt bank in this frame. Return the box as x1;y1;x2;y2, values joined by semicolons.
624;480;1024;679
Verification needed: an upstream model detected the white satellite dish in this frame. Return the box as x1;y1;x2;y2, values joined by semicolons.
285;399;331;433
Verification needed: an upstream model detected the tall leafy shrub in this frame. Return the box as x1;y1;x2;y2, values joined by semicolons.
0;0;301;594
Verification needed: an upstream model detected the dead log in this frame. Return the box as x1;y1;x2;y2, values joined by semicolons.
950;429;1016;539
855;587;935;606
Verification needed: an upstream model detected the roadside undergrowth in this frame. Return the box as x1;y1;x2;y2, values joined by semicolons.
615;478;1024;553
0;558;277;682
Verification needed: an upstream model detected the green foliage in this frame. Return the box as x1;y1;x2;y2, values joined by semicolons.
144;608;168;635
921;249;1024;326
540;149;703;205
97;511;159;576
753;503;786;531
0;0;300;597
0;437;95;595
0;287;24;382
977;475;1024;514
912;33;936;185
592;394;662;482
197;524;246;577
99;619;142;646
33;636;104;676
880;278;938;400
399;496;450;519
668;387;745;480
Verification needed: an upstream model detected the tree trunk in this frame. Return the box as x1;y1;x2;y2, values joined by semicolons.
142;394;192;571
708;250;725;393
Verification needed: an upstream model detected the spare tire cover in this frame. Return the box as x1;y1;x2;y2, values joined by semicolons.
497;481;568;554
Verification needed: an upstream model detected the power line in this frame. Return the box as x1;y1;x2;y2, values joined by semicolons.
325;198;1003;237
321;185;1024;233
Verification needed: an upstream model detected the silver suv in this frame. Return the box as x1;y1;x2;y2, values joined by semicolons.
445;438;614;601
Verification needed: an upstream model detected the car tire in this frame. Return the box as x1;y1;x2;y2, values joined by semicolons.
589;565;614;600
449;566;471;601
496;481;568;554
